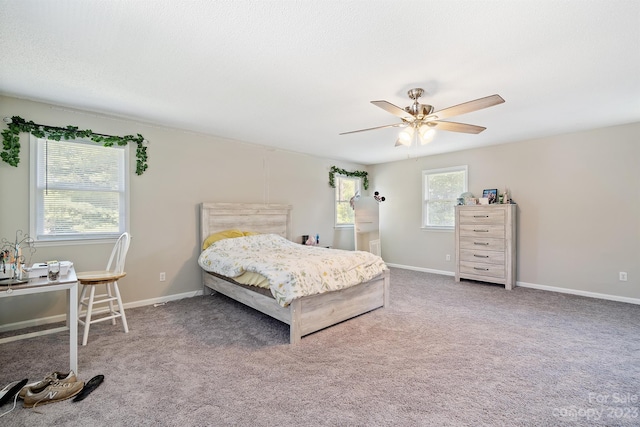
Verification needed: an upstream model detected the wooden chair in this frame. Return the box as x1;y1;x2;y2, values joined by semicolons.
76;232;131;346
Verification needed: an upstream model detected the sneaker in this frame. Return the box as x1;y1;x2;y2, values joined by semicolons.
18;371;77;399
23;380;85;408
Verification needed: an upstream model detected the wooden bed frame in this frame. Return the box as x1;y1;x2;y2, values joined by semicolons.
200;202;390;344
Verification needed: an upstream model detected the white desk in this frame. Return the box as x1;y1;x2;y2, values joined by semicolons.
0;268;78;374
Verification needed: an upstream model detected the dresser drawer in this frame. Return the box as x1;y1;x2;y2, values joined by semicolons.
459;209;505;224
459;261;505;279
459;224;505;239
460;249;505;265
459;237;505;251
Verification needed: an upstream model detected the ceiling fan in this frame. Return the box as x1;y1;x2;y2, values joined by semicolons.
340;88;505;146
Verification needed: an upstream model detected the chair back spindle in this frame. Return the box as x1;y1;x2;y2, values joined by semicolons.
107;232;131;275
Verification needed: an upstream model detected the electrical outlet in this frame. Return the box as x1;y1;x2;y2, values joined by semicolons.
619;272;627;282
445;254;451;261
159;272;166;282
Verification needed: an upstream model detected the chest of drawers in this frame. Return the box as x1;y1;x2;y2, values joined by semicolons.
454;204;516;289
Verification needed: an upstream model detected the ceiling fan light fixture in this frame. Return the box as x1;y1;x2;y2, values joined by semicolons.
418;126;435;144
396;126;414;146
340;88;504;148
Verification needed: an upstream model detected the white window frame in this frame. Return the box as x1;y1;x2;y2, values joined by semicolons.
29;135;130;245
334;175;361;227
422;165;468;231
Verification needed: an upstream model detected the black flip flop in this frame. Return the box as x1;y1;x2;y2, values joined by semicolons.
72;375;104;402
0;379;28;406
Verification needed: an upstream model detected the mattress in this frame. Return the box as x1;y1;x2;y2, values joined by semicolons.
198;233;387;306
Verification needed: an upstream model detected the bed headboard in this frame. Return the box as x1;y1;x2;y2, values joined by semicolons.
200;202;292;246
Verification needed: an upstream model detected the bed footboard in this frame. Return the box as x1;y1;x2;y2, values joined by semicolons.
289;269;390;344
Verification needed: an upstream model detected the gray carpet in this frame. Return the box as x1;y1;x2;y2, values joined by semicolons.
1;268;638;426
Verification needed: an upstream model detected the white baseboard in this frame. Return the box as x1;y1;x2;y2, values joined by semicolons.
385;263;454;277
4;271;637;334
387;264;640;306
124;289;204;310
516;281;640;305
0;289;204;334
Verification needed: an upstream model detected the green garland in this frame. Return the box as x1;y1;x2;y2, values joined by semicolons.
328;166;368;190
1;116;148;175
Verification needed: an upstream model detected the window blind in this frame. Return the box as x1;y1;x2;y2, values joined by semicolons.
34;138;127;240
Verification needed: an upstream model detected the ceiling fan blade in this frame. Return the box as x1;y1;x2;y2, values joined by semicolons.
339;123;406;135
371;100;416;121
428;121;486;134
427;94;505;121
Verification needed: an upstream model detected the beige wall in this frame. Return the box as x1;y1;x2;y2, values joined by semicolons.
2;95;638;329
371;122;640;300
0;96;362;326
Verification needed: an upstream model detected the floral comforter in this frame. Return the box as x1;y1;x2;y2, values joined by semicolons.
198;234;387;307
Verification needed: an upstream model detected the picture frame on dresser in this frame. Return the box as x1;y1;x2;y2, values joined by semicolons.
482;189;498;204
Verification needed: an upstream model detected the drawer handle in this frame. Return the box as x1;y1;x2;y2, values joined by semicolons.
473;215;489;218
474;267;490;271
473;254;489;258
473;242;490;246
473;229;489;232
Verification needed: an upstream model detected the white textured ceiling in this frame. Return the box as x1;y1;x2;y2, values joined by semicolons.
1;0;639;164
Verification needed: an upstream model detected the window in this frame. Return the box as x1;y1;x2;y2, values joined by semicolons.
30;136;129;243
335;175;361;226
422;165;467;229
